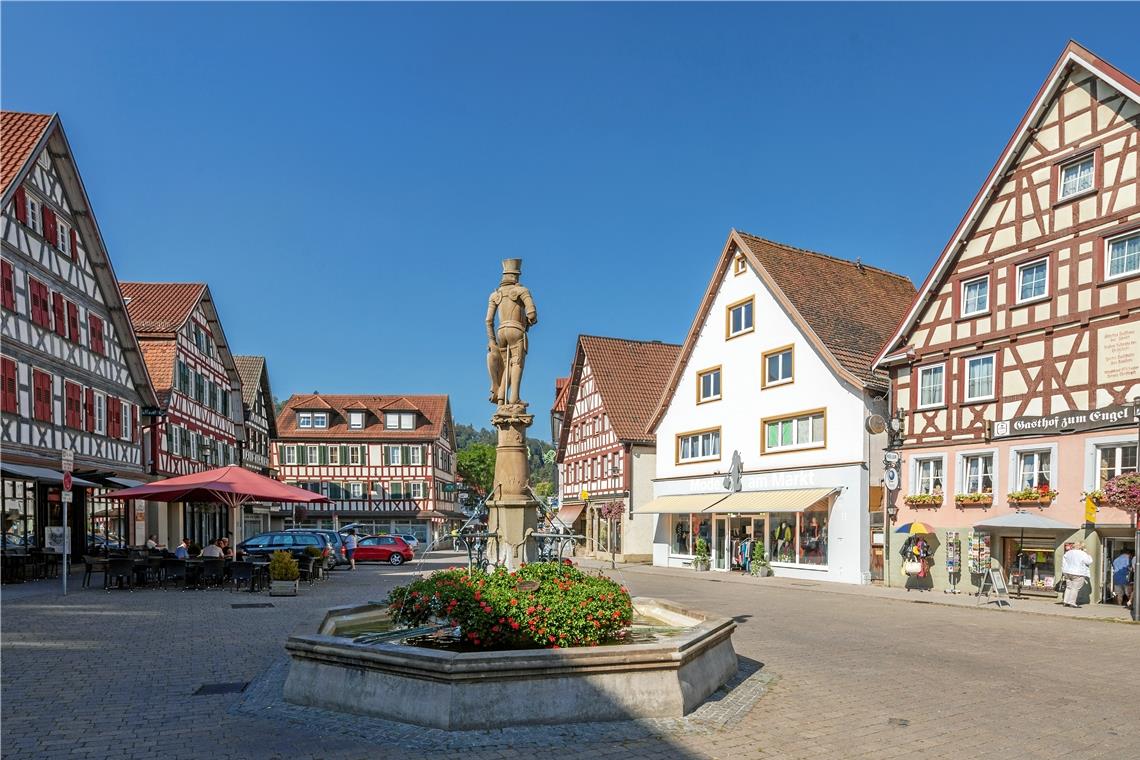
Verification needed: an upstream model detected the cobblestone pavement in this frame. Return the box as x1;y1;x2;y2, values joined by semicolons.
2;555;1135;760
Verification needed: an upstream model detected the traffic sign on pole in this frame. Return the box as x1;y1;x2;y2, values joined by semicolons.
60;449;74;596
61;449;74;473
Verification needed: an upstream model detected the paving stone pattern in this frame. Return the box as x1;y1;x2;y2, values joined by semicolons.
1;556;1135;760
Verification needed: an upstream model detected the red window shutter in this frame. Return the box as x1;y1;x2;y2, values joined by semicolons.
69;227;78;259
52;293;66;336
32;370;49;422
107;397;118;438
84;387;94;431
1;358;16;414
13;186;28;225
1;260;13;311
66;301;79;341
43;206;57;246
65;382;78;428
89;314;105;354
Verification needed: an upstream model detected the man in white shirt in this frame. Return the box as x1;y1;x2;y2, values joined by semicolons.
200;540;224;559
1060;541;1093;608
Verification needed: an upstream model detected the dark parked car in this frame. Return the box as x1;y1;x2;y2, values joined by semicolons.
284;529;348;569
354;535;414;565
237;531;331;568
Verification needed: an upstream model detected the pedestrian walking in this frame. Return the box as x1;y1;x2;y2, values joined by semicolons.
1060;541;1093;608
345;529;358;570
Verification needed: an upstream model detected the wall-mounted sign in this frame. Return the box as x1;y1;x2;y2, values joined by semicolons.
1097;323;1140;385
991;403;1137;439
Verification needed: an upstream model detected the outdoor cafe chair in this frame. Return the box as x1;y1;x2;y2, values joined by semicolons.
298;556;316;586
160;558;187;590
40;549;61;579
82;555;107;589
199;558;225;589
229;561;255;593
105;557;136;591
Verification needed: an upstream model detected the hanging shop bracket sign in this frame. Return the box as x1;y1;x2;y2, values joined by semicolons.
990;403;1138;440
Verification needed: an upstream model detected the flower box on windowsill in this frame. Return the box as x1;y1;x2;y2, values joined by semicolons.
1007;490;1058;508
954;494;993;508
903;495;943;508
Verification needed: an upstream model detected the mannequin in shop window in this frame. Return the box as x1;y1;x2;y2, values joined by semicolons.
675;521;690;554
802;516;823;562
773;520;793;562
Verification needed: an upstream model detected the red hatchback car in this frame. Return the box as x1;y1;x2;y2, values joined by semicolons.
354;535;414;565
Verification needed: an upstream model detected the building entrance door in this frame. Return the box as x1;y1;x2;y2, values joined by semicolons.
1101;537;1136;604
714;517;728;571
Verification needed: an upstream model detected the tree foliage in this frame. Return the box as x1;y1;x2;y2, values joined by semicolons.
457;443;496;495
454;422;556;487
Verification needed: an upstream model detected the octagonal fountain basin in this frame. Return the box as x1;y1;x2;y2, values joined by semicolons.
283;596;737;730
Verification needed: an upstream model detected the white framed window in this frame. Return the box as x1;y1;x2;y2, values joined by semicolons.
328;446;340;465
94;391;106;435
697;367;721;403
1058;155;1094;200
763;411;825;453
349;446;362;465
1097;443;1138;487
677;429;720;463
348;411;364;429
1014;449;1053;491
912;456;945;496
385;412;415;430
56;219;71;256
409;481;426;499
959;451;996;495
120;401;132;441
1106;232;1140;281
386;445;402;465
961;276;989;317
284;446;297;465
917;364;945;409
312;412;328;428
1016;258;1049;304
763;346;794;387
350;482;364;499
307;445;318;463
389;481;405;499
733;255;747;276
298;412;312;429
409;446;423;465
26;195;41;234
726;297;754;338
964;354;995;402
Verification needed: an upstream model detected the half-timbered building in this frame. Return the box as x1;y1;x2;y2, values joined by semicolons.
234;355;278;536
273;393;460;543
1;111;159;557
553;335;680;563
647;230;915;584
875;42;1140;602
120;282;245;546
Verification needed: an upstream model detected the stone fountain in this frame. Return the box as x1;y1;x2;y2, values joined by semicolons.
282;259;739;729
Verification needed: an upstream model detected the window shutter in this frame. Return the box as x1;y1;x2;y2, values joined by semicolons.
1;261;13;311
1;358;17;414
402;445;410;466
298;445;307;466
340;444;348;463
66;301;79;341
42;207;57;246
14;187;28;225
319;446;328;465
84;387;94;431
69;227;78;259
382;446;389;466
52;293;66;336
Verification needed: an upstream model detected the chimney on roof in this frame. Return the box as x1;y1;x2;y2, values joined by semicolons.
855;258;865;273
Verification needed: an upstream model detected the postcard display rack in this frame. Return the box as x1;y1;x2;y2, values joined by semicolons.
968;532;991;575
944;530;962;594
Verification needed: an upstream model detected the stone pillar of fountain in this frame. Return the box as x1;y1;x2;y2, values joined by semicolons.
483;258;540;570
486;403;538;569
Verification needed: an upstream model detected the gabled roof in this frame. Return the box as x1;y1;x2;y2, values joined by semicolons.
380;397;423;412
1;111;53;194
648;229;915;432
276;394;452;442
557;336;681;455
233;356;266;407
874;40;1140;367
551;376;571;415
120;282;206;335
1;112;158;409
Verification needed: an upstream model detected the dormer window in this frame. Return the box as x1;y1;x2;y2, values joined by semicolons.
385;412;415;430
312;412;328;428
349;411;365;429
298;412;312;428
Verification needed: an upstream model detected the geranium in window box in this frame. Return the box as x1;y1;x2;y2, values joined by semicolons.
1102;473;1140;516
903;494;943;508
1007;488;1058;507
954;493;993;508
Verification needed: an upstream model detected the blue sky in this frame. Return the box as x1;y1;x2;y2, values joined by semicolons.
3;3;1138;439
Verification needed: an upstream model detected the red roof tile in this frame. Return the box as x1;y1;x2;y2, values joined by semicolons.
571;336;681;445
551;376;571;414
276;394;452;441
233;356;265;407
138;340;177;404
120;282;206;335
1;111;53;195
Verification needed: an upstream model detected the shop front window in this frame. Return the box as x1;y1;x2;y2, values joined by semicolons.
671;514;691;554
693;515;710;554
799;505;828;566
770;513;797;562
87;489;126;551
3;478;37;548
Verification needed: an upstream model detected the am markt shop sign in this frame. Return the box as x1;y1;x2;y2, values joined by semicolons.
991;403;1138;439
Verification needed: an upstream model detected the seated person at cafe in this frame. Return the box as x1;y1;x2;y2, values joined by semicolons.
145;534;166;551
173;538;192;559
219;537;234;559
200;539;225;559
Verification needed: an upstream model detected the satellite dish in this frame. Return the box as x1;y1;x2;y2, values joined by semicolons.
865;414;887;435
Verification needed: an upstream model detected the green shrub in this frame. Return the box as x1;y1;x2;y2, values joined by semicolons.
695;537;710;561
303;546;322;559
388;561;632;649
269;550;299;581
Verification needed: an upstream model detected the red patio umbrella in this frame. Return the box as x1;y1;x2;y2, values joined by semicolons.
104;465;330;509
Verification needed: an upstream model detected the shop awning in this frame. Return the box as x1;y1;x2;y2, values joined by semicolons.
0;463;98;487
106;477;146;488
634;493;729;514
974;512;1076;530
709;487;840;514
554;503;585;527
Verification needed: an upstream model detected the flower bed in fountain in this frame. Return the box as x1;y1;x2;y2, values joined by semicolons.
388;561;632;649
